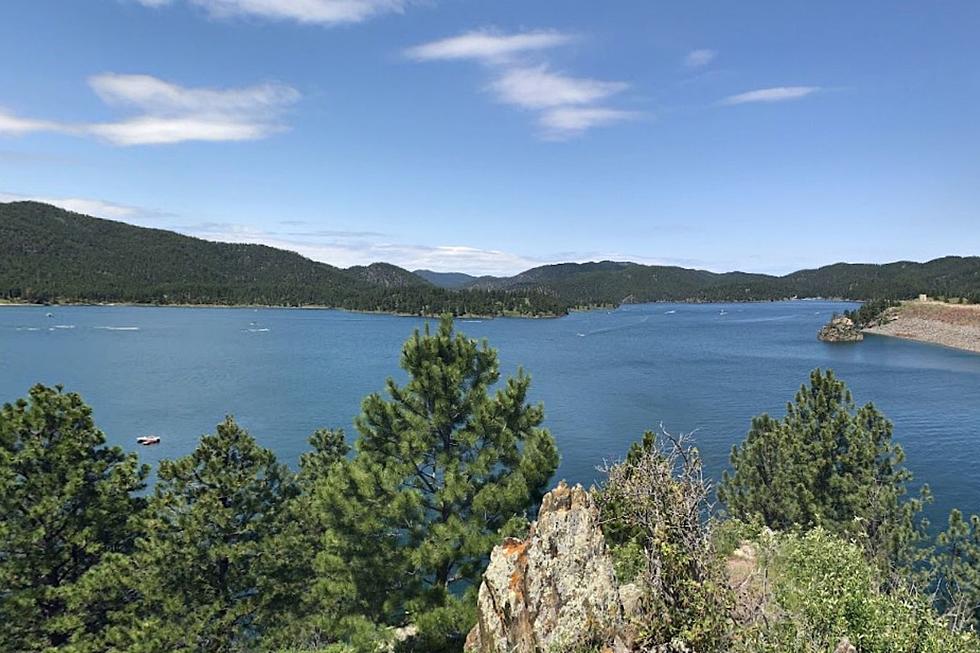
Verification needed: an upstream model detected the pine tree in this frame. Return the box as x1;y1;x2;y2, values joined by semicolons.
933;509;980;633
313;316;559;646
116;417;299;653
0;384;147;651
267;428;354;649
718;369;928;567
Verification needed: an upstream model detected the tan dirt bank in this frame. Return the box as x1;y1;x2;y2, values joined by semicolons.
864;300;980;354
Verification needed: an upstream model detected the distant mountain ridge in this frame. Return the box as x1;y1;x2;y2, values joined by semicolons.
425;259;980;305
412;269;480;289
2;201;978;314
0;201;565;317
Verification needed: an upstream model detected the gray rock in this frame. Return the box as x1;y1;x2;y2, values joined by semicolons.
818;315;864;342
465;481;626;652
834;636;857;653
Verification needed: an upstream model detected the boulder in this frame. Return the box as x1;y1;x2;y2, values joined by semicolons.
465;481;626;652
834;637;857;653
818;315;864;342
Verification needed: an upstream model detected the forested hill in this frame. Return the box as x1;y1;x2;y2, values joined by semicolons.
412;269;481;289
441;259;980;305
3;201;977;313
0;201;566;316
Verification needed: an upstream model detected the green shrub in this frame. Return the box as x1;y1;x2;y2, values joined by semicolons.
737;529;977;653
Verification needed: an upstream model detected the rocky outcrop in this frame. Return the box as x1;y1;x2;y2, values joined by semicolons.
818;315;864;342
465;481;628;653
834;637;857;653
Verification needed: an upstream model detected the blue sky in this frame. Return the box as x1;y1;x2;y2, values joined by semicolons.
1;1;978;275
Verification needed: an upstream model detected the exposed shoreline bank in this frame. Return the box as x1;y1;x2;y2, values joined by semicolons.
863;301;980;354
0;300;560;320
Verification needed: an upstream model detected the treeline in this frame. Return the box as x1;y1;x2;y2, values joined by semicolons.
459;259;980;305
0;202;566;317
5;201;979;317
844;298;901;327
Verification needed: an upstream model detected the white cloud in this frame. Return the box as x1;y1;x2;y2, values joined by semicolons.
405;29;573;63
89;73;299;115
136;0;406;25
0;109;60;135
0;74;300;146
489;66;627;109
721;86;820;105
407;28;636;139
684;49;716;68
179;223;546;276
86;116;280;145
539;106;637;139
85;73;299;145
0;191;165;221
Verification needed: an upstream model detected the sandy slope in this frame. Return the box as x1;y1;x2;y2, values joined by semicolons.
864;301;980;354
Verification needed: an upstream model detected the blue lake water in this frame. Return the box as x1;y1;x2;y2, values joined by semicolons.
1;302;978;527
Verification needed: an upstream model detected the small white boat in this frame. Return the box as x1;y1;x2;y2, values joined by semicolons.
136;435;161;446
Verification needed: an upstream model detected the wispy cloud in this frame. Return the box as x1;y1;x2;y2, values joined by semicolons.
721;86;820;106
136;0;407;25
0;191;170;222
489;66;627;109
0;109;61;135
539;107;637;139
176;222;546;275
407;28;637;139
0;74;300;145
404;29;573;63
684;49;716;68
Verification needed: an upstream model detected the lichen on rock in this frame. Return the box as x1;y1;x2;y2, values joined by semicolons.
818;315;864;342
465;481;628;653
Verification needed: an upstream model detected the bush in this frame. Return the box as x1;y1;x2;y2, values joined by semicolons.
596;429;732;652
736;529;977;653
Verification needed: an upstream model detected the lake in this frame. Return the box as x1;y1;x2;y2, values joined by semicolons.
2;301;978;526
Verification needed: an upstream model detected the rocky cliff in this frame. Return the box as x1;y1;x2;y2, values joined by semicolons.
464;481;632;653
818;315;864;342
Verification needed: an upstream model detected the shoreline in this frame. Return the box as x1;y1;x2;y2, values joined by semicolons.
863;301;980;354
0;300;562;320
0;296;857;318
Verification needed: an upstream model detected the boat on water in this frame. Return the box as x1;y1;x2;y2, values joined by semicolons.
136;435;161;446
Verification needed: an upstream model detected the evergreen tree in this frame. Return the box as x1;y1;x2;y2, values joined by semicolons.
933;509;980;633
0;384;147;651
718;369;928;567
116;417;299;653
313;316;559;646
268;428;354;650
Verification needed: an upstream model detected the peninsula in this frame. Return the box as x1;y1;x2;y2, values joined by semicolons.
864;300;980;353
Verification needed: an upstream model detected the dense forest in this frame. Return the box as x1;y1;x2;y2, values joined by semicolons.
2;202;978;315
455;259;980;306
2;318;979;652
0;202;565;317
